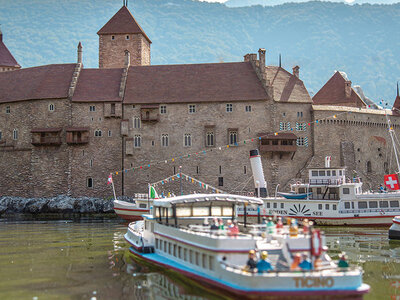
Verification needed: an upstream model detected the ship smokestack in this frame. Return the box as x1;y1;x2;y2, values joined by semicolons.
325;156;331;168
249;149;267;197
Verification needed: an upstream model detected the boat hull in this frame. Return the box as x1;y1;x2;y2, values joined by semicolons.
113;200;150;221
389;217;400;239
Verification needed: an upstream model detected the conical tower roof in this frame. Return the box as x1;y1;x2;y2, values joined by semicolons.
97;6;151;43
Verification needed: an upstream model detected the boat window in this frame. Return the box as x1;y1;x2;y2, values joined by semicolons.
211;206;222;216
317;188;322;194
390;201;400;208
193;207;209;216
379;201;389;208
202;254;207;268
144;221;148;230
332;170;336;176
168;243;172;255
176;207;191;217
164;241;167;252
343;188;350;194
319;171;325;176
329;188;337;194
318;204;322;210
344;202;350;209
352;202;354;209
209;256;214;270
195;252;200;266
327;170;331;176
222;206;233;216
139;203;147;208
333;204;337;210
273;203;277;209
339;170;343;175
173;244;177;257
156;208;160;217
281;203;284;208
358;202;367;209
178;246;182;258
299;188;305;193
312;171;318;177
369;201;378;208
325;204;329;210
266;203;270;208
189;250;193;264
184;248;187;261
155;238;159;249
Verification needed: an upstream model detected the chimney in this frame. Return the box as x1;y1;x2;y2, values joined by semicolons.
292;65;300;78
124;50;130;68
249;149;268;197
345;80;352;98
77;42;82;64
0;28;3;42
258;48;266;74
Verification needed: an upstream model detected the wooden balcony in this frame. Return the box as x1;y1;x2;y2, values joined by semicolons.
258;132;297;154
259;144;297;153
141;105;159;122
66;128;89;144
31;136;62;146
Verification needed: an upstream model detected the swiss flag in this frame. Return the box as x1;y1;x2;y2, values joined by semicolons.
384;174;400;190
107;174;113;185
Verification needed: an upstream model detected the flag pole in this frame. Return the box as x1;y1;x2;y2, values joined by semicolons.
111;174;117;200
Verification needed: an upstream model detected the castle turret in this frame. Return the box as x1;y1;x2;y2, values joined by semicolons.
97;4;151;68
0;28;21;72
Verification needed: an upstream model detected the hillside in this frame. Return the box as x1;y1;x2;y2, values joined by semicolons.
1;0;400;103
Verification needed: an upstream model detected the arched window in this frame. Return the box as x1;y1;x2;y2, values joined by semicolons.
87;177;93;188
367;161;372;173
49;103;55;112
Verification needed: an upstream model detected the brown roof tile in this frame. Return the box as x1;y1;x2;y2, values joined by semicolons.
0;64;75;103
312;71;365;107
97;6;151;43
265;66;312;103
124;62;268;104
72;68;123;102
0;34;20;68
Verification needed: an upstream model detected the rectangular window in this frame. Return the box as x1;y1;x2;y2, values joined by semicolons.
87;177;93;188
189;250;193;264
89;105;95;112
195;252;199;266
280;122;288;131
184;248;187;261
155;239;159;249
209;256;214;270
134;135;141;148
160;105;167;114
111;103;116;115
332;170;336;176
358;202;368;209
13;129;18;140
281;203;284;208
325;204;329;210
228;130;238;145
188;105;196;114
380;201;389;208
134;117;141;129
318;204;322;210
311;171;318;177
6;106;10;114
0;131;2;140
168;242;172;255
196;166;200;174
266;202;270;208
390;201;399;208
218;177;223;186
202;254;207;268
226;103;233;112
245;105;252;112
297;137;305;146
244;166;247;174
333;204;337;210
173;244;177;257
178;246;182;259
184;134;192;147
327;170;331;176
319;171;325;176
206;131;214;147
369;201;378;208
344;202;350;209
108;130;112;137
273;203;277;208
164;241;167;252
161;134;169;147
343;188;350;194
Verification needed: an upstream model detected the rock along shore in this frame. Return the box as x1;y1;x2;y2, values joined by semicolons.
0;195;115;214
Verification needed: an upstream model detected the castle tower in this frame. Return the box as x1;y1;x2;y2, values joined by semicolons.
97;4;151;68
0;28;21;72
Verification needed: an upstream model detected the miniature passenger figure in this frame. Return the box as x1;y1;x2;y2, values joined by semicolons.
290;253;301;271
302;218;310;234
314;255;323;270
210;218;219;230
257;251;273;273
203;218;210;227
276;217;284;232
266;217;276;234
218;218;225;230
245;250;258;272
299;254;313;270
338;252;349;268
289;219;299;237
229;220;239;236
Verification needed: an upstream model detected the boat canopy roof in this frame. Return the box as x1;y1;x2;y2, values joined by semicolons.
153;193;263;208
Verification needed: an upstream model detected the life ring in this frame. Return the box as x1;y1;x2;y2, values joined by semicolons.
380;210;385;215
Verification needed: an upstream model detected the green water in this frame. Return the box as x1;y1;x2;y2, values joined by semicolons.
0;217;399;300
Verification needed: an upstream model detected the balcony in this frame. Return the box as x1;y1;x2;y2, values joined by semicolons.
66;128;89;144
140;105;159;122
259;132;297;154
259;144;297;153
31;128;62;146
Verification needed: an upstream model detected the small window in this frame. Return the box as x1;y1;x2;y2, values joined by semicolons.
111;103;116;115
138;203;147;209
332;170;336;176
134;135;141;148
108;130;112;137
196;166;200;174
266;202;270;208
317;188;322;194
161;134;169;147
89;105;96;112
380;201;389;208
173;244;177;256
318;204;322;210
339;170;343;176
325;204;329;210
369;201;378;208
5;106;10;114
358;202;368;209
184;134;192;147
111;35;115;40
206;131;214;147
311;171;318;177
202;253;207;268
126;35;130;40
226;103;233;112
195;252;199;266
155;238;159;249
319;171;325;176
244;166;247;174
245;105;252;112
229;130;238;145
188;105;196;114
333;204;337;210
89;159;93;167
390;201;399;208
151;140;155;146
184;248;187;261
273;203;277;209
344;202;350;209
280;203;284;209
327;170;331;176
366;161;372;173
134;117;141;129
87;177;93;188
49;103;55;112
218;177;223;186
13;129;18;140
94;130;102;137
160;105;167;114
343;188;350;194
209;256;214;270
219;166;222;174
0;131;2;140
299;188;305;193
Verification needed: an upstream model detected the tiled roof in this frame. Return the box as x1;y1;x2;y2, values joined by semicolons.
312;71;365;107
124;62;268;104
0;64;75;103
72;68;123;102
265;66;312;103
0;35;20;68
393;95;400;114
97;6;151;43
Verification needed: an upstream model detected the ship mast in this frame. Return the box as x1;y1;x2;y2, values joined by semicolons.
386;114;400;174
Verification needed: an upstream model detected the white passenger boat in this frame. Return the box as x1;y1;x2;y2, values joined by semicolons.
125;193;369;298
239;149;400;226
114;194;151;221
389;216;400;240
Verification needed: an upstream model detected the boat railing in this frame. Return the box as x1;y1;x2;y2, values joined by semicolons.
339;208;400;214
184;225;252;239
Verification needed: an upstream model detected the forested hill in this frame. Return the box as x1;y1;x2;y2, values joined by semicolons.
1;0;400;103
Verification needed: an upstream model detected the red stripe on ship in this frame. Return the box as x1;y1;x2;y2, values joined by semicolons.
114;208;150;212
393;220;400;225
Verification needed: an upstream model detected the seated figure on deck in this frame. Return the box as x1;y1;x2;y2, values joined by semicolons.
210;218;219;230
245;250;258;272
290;253;301;271
299;254;312;271
338;252;349;268
257;251;273;273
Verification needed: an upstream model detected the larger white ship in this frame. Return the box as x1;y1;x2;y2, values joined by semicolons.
124;193;369;298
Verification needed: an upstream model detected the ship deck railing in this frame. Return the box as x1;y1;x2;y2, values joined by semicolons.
339;208;400;214
184;225;254;239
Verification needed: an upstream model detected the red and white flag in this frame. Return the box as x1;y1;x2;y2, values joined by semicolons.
384;174;400;190
107;174;113;185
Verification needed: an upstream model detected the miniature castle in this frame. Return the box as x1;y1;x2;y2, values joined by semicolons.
0;4;399;198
